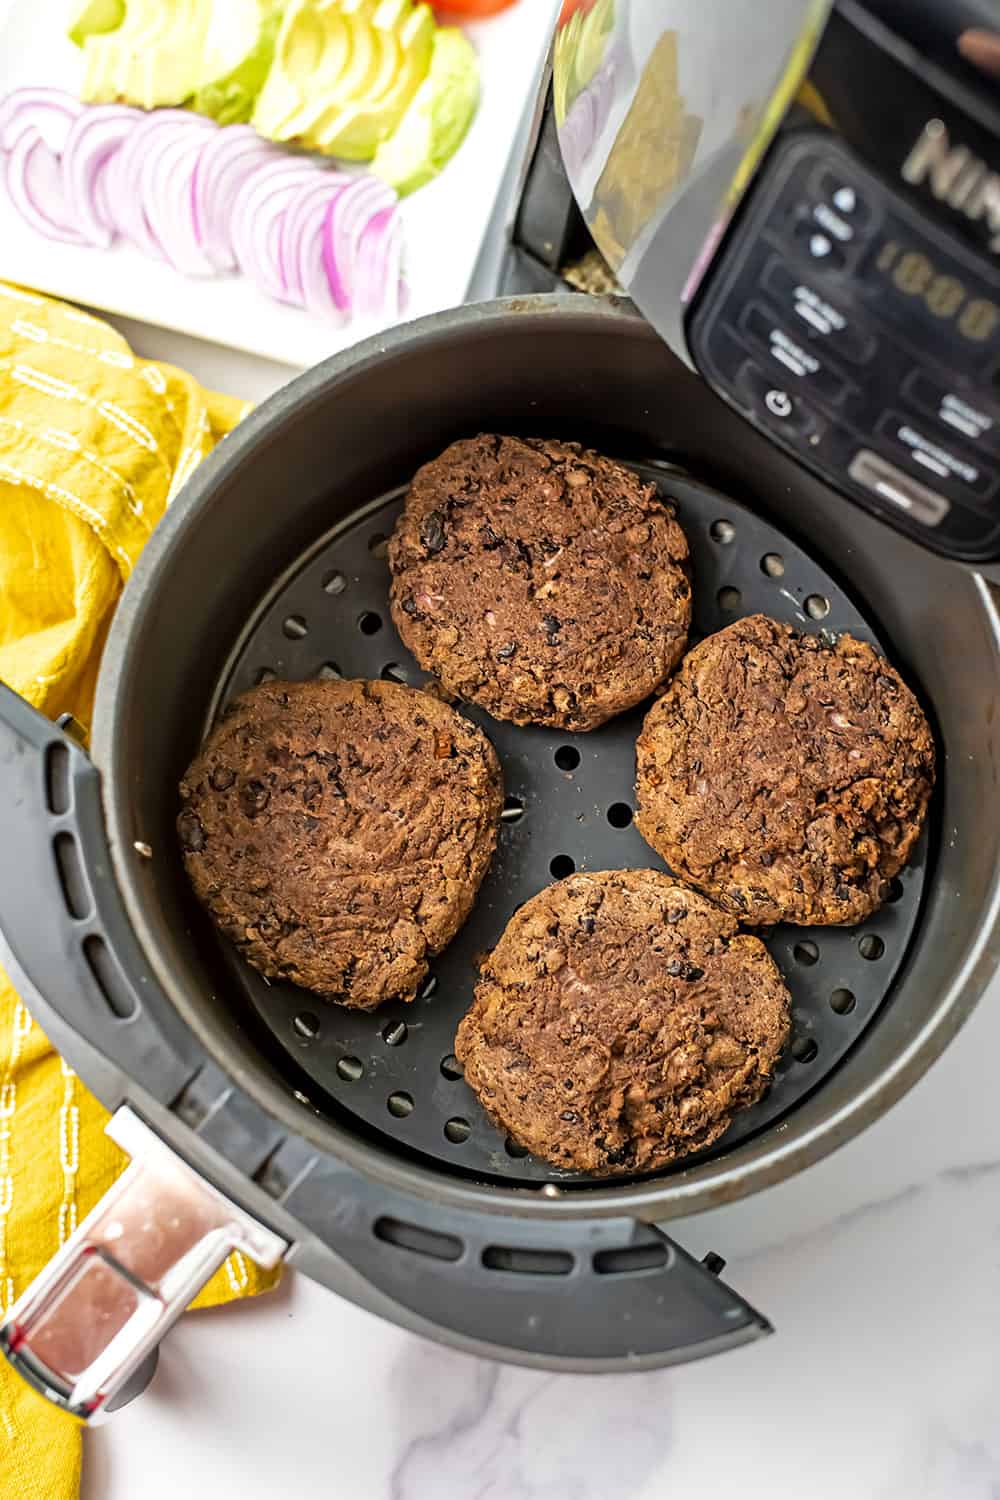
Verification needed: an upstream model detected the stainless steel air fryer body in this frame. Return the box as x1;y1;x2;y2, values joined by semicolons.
1;299;999;1416
553;0;1000;570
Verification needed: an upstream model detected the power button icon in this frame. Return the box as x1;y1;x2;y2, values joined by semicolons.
765;388;793;419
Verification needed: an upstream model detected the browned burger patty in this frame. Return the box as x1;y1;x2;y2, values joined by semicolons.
177;678;503;1009
455;870;790;1175
388;435;691;731
635;614;935;926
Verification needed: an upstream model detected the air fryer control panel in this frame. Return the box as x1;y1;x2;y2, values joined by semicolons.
689;132;1000;562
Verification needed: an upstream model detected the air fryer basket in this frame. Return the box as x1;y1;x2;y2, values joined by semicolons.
1;297;998;1397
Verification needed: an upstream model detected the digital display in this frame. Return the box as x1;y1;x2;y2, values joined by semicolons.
874;240;999;342
689;129;1000;562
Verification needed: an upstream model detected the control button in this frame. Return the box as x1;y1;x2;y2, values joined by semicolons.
736;360;823;441
812;202;854;245
848;449;950;527
764;261;876;363
793;217;847;271
813;167;872;227
904;370;1000;454
876;411;995;496
740;304;850;401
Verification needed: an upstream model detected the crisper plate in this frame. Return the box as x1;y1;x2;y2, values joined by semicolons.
211;462;929;1185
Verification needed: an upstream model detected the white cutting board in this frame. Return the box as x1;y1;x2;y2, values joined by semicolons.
0;0;557;367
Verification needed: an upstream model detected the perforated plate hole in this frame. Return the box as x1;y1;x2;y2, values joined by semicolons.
358;611;382;635
792;1037;819;1063
387;1091;414;1118
883;877;904;903
793;940;819;966
830;988;857;1014
292;1011;319;1041
444;1117;471;1144
859;934;885;960
336;1055;363;1081
805;593;830;620
710;519;735;544
501;795;525;823
382;1019;408;1046
505;1136;529;1158
717;586;742;612
607;802;633;828
554;745;580;771
550;854;575;879
283;614;308;639
322;570;347;595
368;532;389;559
255;667;276;684
440;1053;463;1080
761;552;785;578
316;662;342;680
380;662;409;683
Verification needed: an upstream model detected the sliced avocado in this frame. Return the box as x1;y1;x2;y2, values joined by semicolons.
372;25;478;196
291;0;385;144
190;0;283;125
308;2;434;160
253;0;360;143
68;0;124;49
81;0;213;109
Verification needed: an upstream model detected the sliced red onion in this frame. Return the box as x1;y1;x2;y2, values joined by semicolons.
104;111;187;259
191;124;281;272
140;120;218;276
279;172;350;310
0;92;408;326
0;87;82;153
354;204;404;322
106;111;211;262
61;105;139;249
322;176;397;312
92;160;115;228
5;129;87;246
230;157;328;302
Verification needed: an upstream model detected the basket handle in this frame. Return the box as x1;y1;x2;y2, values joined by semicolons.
0;1107;286;1421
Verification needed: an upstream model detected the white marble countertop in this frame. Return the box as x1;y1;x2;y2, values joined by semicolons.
73;315;1000;1500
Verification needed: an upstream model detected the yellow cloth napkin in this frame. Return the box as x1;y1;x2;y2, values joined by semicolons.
0;283;281;1500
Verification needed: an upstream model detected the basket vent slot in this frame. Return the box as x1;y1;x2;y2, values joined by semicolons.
373;1217;463;1262
54;833;90;921
44;742;71;815
83;935;136;1020
593;1242;670;1276
482;1245;573;1276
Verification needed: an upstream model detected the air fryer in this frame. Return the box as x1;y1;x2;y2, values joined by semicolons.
1;0;999;1420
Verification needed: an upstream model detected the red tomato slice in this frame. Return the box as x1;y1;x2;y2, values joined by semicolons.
559;0;596;25
433;0;519;14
